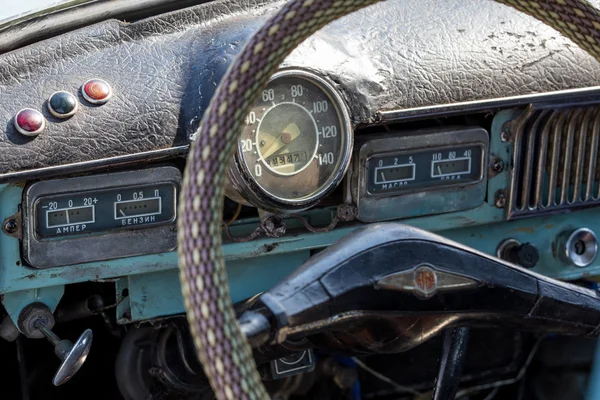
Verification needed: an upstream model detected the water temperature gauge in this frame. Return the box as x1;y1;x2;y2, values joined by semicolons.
366;145;484;194
354;128;489;222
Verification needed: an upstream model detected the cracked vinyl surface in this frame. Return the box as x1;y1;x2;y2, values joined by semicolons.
1;0;600;178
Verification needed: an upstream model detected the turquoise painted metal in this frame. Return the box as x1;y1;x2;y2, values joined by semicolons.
115;251;310;324
586;339;600;400
1;285;65;330
2;108;600;323
3;110;600;393
487;109;518;202
0;185;505;296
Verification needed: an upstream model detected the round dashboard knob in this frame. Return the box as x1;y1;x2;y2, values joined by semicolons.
557;228;598;268
497;239;539;268
507;243;539;269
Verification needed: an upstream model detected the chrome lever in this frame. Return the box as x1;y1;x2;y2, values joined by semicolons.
34;320;93;386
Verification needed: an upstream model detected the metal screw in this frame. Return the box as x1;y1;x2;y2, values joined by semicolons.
500;130;511;142
3;219;18;234
492;159;505;173
494;190;506;208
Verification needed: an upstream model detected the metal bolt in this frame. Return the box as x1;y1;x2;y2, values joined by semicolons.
337;204;358;222
3;219;18;234
492;159;504;173
494;190;506;208
500;130;511;142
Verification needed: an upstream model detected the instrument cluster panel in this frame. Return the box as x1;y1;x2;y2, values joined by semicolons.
224;69;491;222
23;166;180;269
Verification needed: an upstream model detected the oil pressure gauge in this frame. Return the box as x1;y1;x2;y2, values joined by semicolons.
227;70;352;212
352;127;489;222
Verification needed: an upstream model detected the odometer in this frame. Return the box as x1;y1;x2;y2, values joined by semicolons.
229;70;352;211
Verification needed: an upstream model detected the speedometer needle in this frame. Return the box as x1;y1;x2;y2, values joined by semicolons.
261;123;301;159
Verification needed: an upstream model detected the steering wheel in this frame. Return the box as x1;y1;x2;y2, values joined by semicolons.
177;0;600;398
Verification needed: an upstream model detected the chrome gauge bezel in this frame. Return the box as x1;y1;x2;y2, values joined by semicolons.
229;69;353;212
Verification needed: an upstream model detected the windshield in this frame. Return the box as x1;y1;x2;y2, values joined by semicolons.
0;0;90;24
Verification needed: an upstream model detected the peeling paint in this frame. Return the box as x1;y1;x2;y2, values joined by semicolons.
509;226;536;235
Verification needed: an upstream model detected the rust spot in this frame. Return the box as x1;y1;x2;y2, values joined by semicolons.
545;224;554;230
252;242;281;256
447;216;477;226
415;269;436;292
509;226;536;234
21;274;36;280
263;243;279;253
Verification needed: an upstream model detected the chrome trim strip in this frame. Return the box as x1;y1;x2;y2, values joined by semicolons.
0;146;188;184
588;111;600;201
378;86;600;122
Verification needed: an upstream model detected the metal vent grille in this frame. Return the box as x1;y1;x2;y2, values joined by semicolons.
507;106;600;219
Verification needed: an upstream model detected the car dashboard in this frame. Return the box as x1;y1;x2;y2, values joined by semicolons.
3;0;600;398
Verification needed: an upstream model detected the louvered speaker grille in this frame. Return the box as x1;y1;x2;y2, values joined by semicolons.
507;106;600;219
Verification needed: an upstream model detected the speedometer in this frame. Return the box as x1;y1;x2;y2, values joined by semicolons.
227;70;352;212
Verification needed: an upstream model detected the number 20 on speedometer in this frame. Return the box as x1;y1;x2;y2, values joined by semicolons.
231;70;352;211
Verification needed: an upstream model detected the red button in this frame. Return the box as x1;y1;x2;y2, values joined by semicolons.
82;79;112;104
14;108;45;136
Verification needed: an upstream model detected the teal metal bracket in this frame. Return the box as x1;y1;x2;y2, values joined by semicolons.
116;251;310;324
586;338;600;400
1;285;65;331
487;109;519;208
3;107;600;323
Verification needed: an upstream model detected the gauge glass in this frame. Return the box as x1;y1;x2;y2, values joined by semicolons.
237;71;351;205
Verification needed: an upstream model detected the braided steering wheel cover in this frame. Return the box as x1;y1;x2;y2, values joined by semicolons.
178;0;600;399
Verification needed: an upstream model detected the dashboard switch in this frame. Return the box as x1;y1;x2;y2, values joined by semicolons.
557;228;598;268
35;320;93;386
14;108;45;136
497;239;539;268
18;303;93;386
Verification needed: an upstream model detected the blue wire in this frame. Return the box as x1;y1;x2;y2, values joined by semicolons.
334;356;361;400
